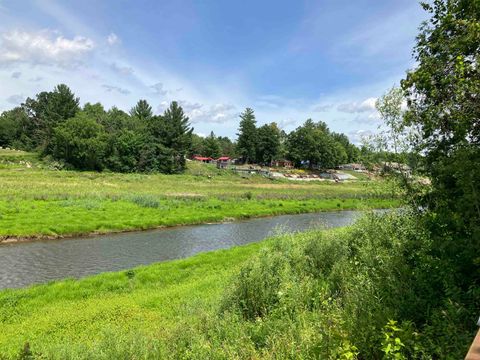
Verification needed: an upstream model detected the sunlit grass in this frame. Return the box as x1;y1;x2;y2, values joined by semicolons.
0;157;400;239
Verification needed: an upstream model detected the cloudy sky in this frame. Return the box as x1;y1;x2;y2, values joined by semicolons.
0;0;427;142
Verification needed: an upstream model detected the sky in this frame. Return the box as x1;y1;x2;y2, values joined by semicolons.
0;0;428;143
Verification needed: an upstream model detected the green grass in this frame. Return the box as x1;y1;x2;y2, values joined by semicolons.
0;212;472;358
0;156;400;240
0;234;270;357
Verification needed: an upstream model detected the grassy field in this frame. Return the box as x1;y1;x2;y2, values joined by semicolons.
0;150;400;240
0;231;273;358
0;212;468;358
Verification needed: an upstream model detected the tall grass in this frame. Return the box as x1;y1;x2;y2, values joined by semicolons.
1;211;476;358
0;161;400;239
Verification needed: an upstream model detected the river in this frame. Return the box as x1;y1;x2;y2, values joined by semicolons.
0;210;370;289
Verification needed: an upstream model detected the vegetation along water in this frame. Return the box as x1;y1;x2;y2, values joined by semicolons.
0;0;478;359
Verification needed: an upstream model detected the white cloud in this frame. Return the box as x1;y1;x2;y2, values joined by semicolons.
107;32;120;46
159;100;237;124
337;97;377;113
102;84;130;95
110;62;134;75
0;29;94;67
11;71;21;78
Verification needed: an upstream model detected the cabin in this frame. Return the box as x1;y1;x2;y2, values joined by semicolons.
270;159;293;169
193;156;214;163
216;156;231;169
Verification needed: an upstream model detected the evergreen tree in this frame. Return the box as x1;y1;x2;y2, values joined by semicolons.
24;84;80;151
236;108;257;163
130;99;153;121
156;101;193;172
203;131;221;158
217;136;237;158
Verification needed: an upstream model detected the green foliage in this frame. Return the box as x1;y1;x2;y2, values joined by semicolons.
24;84;80;152
236;107;257;163
51;113;107;170
256;122;281;164
287;119;351;169
152;101;193;173
203;131;221;158
401;0;480;342
129;99;153;121
3;212;475;358
381;320;406;360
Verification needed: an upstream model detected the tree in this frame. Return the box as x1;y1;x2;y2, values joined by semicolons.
203;131;221;158
154;101;193;172
24;84;80;151
332;132;359;163
256;122;281;164
51;112;107;170
83;103;106;120
0;108;22;147
130;99;153;121
236;108;257;163
190;133;206;157
287;119;336;169
217;136;237;158
401;0;480;325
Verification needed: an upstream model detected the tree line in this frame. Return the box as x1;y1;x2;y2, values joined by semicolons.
0;86;360;172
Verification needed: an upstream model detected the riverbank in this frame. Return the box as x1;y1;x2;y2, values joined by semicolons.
0;159;400;242
0;211;367;289
0;228;274;357
0;211;470;358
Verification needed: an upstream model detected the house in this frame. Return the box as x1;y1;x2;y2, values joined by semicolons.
193;156;214;163
216;156;231;169
270;159;293;169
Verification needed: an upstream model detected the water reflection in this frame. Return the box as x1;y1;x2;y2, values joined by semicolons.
0;210;366;289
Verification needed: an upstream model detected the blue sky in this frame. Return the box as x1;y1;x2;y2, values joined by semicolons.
0;0;427;142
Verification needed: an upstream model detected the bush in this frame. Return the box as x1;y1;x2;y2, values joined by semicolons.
217;210;478;358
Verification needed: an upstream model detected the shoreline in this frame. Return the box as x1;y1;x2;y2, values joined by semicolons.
0;204;396;245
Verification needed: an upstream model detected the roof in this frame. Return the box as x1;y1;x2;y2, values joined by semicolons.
217;156;231;161
193;156;213;161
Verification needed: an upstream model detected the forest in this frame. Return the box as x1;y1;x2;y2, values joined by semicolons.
0;87;363;173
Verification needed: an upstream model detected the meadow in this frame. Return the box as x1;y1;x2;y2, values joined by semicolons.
0;211;472;359
0;150;399;240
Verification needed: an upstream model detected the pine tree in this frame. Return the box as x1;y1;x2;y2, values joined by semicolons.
130;99;153;121
157;101;193;172
203;131;221;158
236;108;257;164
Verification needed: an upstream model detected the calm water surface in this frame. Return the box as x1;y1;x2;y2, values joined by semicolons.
0;210;369;289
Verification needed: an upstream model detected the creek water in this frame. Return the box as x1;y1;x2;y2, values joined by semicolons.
0;210;371;289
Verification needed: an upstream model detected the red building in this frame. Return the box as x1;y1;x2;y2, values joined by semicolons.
193;156;214;163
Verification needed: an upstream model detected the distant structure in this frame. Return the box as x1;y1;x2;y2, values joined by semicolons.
270;159;293;169
337;163;366;171
216;156;231;169
193;156;214;163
